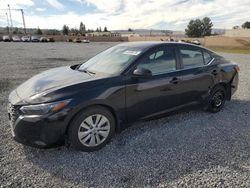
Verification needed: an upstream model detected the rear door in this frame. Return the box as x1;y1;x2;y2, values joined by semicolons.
176;45;216;105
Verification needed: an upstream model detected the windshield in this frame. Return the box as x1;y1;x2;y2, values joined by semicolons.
79;46;142;75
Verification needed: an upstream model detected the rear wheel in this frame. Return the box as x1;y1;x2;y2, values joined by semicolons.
68;106;115;152
207;85;226;113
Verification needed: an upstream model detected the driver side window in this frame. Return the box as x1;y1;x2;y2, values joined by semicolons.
137;47;176;75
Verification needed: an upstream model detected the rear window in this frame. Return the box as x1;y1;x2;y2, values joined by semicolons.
203;51;213;64
180;48;204;68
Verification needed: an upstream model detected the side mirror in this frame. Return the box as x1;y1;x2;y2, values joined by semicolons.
133;67;152;78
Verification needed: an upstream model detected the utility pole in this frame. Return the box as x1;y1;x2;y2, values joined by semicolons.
21;9;26;34
8;4;13;34
6;12;10;34
1;8;28;34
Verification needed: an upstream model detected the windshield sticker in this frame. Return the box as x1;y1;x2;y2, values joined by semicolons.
123;50;141;56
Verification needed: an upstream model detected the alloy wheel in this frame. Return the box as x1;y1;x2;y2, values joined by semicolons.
78;114;110;147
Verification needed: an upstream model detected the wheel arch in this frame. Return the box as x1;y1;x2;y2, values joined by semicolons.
65;103;121;140
213;82;231;100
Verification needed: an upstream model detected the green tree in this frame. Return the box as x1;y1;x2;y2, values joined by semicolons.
128;28;133;32
79;22;86;35
104;26;108;32
96;27;99;32
62;25;69;35
70;28;79;35
83;24;86;34
201;17;213;36
87;29;94;33
242;21;250;29
185;19;203;37
49;29;60;35
36;27;43;35
99;27;102;32
185;17;213;37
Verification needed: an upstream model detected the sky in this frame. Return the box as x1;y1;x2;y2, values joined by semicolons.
0;0;249;31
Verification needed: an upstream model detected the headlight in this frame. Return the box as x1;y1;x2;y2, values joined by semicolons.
20;99;71;116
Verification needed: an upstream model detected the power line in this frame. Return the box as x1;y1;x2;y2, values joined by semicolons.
8;4;13;34
6;12;9;34
21;9;26;34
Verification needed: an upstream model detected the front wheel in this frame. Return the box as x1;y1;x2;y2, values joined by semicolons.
68;106;115;152
207;85;226;113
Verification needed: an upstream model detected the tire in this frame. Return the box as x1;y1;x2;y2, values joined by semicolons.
68;106;115;152
207;85;226;113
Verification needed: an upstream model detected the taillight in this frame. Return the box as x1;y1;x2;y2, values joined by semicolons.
234;65;240;72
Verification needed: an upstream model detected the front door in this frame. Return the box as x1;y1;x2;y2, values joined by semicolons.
125;45;183;122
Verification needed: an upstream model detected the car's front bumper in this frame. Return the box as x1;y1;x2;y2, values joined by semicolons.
8;104;70;148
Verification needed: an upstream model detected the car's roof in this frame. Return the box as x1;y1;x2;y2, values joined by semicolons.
117;41;209;51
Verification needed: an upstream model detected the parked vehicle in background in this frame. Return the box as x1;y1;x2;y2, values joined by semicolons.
21;36;30;42
31;36;40;42
82;39;90;43
73;37;81;43
40;37;48;42
48;37;55;42
191;39;201;45
8;42;239;152
3;35;11;42
12;36;21;42
178;40;186;43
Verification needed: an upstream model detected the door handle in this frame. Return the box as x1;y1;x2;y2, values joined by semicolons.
170;77;180;84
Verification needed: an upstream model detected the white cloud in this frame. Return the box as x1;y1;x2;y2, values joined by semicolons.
0;0;34;9
83;0;124;12
77;0;250;30
23;12;107;30
36;8;46;12
71;0;85;5
46;0;65;10
1;0;250;30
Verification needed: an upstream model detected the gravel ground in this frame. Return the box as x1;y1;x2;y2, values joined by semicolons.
0;42;250;188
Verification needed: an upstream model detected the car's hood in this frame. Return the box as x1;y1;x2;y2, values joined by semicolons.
15;66;95;102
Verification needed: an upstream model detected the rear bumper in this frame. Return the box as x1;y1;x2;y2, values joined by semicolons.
231;72;239;96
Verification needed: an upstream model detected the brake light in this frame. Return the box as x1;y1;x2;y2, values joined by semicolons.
234;65;240;72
